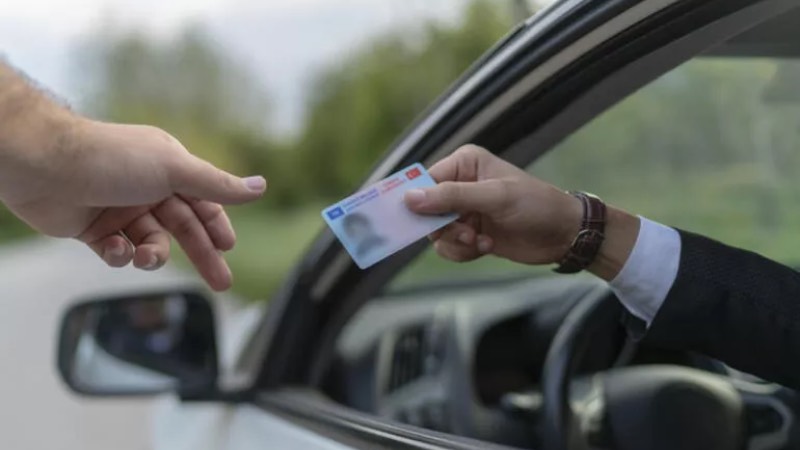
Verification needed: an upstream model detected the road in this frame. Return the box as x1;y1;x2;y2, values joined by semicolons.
0;237;214;450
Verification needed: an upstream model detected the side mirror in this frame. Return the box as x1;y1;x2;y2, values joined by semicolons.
57;290;218;396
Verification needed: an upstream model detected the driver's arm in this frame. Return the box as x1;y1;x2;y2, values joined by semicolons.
641;229;800;389
405;144;800;389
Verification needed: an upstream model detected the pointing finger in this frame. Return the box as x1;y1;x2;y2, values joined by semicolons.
170;154;266;205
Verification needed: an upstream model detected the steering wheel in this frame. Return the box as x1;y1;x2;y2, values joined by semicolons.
539;287;786;450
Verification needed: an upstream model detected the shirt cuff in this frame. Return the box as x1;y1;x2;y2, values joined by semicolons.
609;217;681;327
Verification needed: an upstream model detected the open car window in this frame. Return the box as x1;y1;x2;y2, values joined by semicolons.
390;55;800;292
533;56;800;265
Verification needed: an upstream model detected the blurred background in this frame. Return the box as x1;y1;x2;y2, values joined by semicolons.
1;0;536;302
3;0;800;448
7;0;798;300
0;2;536;449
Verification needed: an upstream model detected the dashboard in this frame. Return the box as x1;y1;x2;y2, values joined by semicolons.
328;276;634;446
325;275;800;449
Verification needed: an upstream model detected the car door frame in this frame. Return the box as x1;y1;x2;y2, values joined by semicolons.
231;0;799;448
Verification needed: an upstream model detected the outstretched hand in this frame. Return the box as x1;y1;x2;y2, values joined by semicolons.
0;119;266;291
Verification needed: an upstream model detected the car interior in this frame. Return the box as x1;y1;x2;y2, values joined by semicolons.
318;7;800;450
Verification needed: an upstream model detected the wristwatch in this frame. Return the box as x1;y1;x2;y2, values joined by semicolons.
553;191;606;274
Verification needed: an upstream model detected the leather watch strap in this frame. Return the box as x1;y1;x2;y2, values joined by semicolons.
553;192;606;274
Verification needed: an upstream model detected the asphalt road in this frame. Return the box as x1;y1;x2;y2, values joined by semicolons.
0;237;210;450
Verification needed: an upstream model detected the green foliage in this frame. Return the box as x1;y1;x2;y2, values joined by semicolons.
393;57;800;288
70;0;514;210
49;1;516;300
75;25;273;175
296;0;513;198
547;58;800;259
6;1;799;300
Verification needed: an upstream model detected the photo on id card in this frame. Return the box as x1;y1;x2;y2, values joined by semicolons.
322;163;457;269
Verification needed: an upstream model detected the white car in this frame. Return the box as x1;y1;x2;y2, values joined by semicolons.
57;1;800;449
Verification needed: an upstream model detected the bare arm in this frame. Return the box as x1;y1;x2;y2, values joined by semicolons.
0;63;75;191
0;61;267;291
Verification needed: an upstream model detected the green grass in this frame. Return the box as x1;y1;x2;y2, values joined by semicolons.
173;204;324;302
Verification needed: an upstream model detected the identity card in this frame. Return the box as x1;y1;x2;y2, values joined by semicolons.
322;163;457;269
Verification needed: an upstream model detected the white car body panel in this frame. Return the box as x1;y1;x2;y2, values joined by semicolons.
153;400;355;450
151;303;355;450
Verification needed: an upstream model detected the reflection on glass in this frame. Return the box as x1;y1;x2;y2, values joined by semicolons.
60;293;216;393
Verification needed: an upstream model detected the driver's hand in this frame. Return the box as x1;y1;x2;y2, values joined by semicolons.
404;145;582;265
0;119;267;291
404;145;639;280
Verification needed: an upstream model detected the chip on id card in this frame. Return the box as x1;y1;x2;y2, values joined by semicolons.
322;163;457;269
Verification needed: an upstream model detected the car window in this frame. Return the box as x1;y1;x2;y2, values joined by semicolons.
391;56;800;290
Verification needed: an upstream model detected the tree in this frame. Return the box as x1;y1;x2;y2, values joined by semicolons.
295;0;515;198
72;24;273;175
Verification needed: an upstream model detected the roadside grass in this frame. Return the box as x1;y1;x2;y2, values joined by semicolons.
173;204;324;302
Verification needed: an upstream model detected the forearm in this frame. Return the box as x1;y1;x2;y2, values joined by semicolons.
0;62;76;201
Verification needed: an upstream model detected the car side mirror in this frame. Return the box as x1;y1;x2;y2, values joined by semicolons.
57;290;218;397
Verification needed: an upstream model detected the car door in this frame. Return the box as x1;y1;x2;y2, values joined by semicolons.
215;1;800;449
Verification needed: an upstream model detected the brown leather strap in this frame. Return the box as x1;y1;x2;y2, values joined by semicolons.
553;192;606;274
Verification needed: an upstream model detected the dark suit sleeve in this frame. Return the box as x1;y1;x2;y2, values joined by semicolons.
632;229;800;389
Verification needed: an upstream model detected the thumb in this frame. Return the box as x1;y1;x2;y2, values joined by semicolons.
171;155;267;205
404;180;506;215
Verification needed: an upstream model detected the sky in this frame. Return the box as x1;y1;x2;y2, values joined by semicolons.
0;0;476;135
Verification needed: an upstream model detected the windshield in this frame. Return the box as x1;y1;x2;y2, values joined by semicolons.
391;55;800;290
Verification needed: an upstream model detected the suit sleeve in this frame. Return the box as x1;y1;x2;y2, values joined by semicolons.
633;229;800;389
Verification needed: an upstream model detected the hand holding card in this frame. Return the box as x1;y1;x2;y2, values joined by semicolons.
322;163;457;269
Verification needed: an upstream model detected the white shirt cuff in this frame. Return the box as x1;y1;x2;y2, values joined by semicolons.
609;217;681;327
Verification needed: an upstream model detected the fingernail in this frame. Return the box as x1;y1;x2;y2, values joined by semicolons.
458;232;471;245
142;255;159;271
103;243;129;267
477;235;492;254
405;189;426;205
107;243;125;257
214;265;233;291
243;176;267;192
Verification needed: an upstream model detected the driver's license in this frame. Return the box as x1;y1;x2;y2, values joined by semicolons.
322;163;457;269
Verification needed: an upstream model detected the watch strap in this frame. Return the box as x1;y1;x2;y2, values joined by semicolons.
553;192;606;274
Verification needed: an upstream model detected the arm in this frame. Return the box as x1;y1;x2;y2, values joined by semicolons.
644;230;800;388
406;144;799;388
0;63;74;190
402;144;640;276
0;61;267;290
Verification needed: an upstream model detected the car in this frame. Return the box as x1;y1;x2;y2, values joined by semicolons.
55;1;800;449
